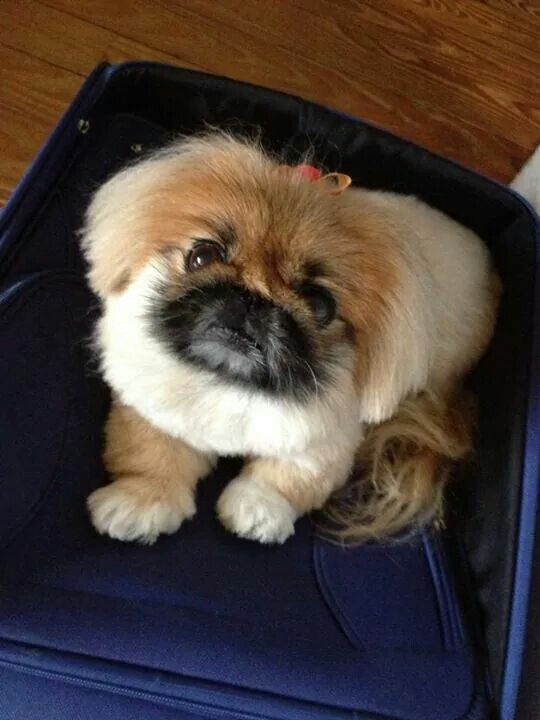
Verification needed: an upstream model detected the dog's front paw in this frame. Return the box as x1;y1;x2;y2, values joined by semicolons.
216;477;297;544
87;477;196;544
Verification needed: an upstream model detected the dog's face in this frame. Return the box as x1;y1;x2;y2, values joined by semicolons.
83;136;406;451
144;170;355;400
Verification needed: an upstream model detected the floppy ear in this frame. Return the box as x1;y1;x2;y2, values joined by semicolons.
357;286;431;424
80;169;137;299
81;159;163;299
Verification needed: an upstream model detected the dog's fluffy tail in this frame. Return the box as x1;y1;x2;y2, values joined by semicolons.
322;390;476;543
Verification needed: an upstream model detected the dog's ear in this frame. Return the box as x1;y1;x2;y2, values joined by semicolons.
359;333;430;424
359;344;415;424
356;279;431;424
80;163;152;299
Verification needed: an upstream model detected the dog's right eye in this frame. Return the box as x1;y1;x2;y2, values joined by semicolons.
186;241;225;272
297;283;336;326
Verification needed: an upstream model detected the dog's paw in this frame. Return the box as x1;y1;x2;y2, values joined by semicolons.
216;477;297;544
87;478;196;544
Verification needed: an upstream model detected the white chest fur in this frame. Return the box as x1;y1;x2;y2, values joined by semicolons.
97;263;360;465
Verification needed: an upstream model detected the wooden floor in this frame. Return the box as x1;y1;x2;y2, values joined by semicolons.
1;0;539;207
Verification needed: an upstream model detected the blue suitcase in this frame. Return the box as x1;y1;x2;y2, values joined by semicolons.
0;62;538;720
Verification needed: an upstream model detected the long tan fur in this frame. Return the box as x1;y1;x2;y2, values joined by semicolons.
82;132;500;545
322;389;476;542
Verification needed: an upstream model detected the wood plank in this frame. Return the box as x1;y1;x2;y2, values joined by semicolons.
0;0;538;209
161;0;539;150
0;42;82;205
41;0;540;179
0;0;203;205
0;0;197;76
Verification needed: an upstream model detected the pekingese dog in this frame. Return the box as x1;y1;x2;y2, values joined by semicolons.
82;133;500;545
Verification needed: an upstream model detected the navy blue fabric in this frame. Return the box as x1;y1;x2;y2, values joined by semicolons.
0;250;479;719
0;277;473;719
0;664;210;720
500;201;540;718
516;508;540;718
0;62;538;720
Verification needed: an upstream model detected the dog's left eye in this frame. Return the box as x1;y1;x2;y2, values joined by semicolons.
186;241;225;272
298;283;336;326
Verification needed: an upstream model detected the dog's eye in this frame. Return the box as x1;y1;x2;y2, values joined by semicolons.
298;283;336;326
186;241;225;272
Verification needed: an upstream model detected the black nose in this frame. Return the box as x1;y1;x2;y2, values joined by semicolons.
220;289;265;336
152;280;319;397
223;294;247;331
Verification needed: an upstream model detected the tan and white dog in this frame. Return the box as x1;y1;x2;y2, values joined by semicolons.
81;133;500;545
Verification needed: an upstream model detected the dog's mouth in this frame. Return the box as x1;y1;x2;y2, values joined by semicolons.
151;281;324;397
188;326;266;380
213;327;264;355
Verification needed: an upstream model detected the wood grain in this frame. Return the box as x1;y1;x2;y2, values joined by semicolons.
0;0;538;207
